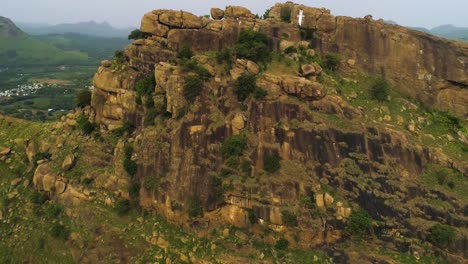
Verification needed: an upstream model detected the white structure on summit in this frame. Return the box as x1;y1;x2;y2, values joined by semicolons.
297;9;305;26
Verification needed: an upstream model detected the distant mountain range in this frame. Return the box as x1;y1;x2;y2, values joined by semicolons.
386;21;468;41
0;17;130;66
424;25;468;41
17;21;133;38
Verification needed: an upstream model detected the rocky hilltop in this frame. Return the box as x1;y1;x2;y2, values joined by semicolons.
1;2;467;263
0;16;26;38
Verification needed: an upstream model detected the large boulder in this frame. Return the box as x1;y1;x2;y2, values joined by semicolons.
141;12;170;37
225;6;255;20
210;8;224;20
157;10;203;29
0;147;11;155
264;74;327;100
33;162;56;192
62;155;76;171
300;63;322;77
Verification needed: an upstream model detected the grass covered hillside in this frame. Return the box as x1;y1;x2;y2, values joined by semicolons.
0;36;91;66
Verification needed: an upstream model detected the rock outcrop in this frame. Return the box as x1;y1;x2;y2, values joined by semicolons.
84;2;468;259
269;3;468;118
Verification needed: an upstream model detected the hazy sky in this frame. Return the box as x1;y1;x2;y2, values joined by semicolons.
1;0;467;29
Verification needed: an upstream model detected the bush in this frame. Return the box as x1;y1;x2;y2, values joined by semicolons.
76;89;92;108
253;87;267;100
128;29;145;40
236;30;271;65
45;203;64;218
280;7;292;23
346;210;372;237
371;78;390;101
51;223;70;241
143;176;160;191
112;121;135;137
324;53;340;71
263;153;280;174
233;73;258;101
427;224;456;248
182;59;212;81
222;135;247;158
115;199;131;216
76;114;95;135
188;197;203;218
144;108;158;126
216;49;233;65
177;46;193;60
240;160;251;174
248;209;256;224
281;210;298;226
225;156;239;168
114;50;125;64
33;152;52;164
124;159;137;176
30;192;49;205
275;238;289;251
128;182;140;200
284;46;297;54
135;75;156;97
183;75;204;101
430;111;463;131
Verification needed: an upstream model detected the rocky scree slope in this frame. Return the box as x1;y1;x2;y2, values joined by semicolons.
20;2;468;263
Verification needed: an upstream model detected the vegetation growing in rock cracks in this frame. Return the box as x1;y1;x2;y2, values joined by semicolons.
235;29;271;65
221;134;247;158
123;143;137;176
128;29;146;40
281;210;298;227
76;89;91;108
183;75;204;101
263;153;281;174
346;210;373;237
135;74;156;97
323;53;340;71
188;196;203;218
371;77;390;101
177;46;193;60
76;113;95;135
233;73;267;101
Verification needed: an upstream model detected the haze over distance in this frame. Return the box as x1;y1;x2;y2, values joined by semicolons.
1;0;467;29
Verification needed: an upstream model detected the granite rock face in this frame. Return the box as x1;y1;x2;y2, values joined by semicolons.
86;3;468;257
270;2;468;118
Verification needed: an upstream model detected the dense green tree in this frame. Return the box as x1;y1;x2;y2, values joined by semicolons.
76;89;92;108
235;30;271;65
427;224;456;248
128;29;145;40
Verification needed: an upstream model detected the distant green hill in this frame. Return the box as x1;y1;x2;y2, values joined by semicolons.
0;36;91;66
37;33;131;60
0;17;131;66
17;21;133;38
408;24;468;41
0;17;92;66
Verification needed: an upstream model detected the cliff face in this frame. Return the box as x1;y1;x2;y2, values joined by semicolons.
269;3;468;118
84;2;468;259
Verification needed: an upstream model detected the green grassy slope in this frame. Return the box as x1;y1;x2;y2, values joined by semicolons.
0;36;91;66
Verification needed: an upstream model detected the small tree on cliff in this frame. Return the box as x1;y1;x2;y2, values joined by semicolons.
76;89;91;108
235;30;271;65
128;29;145;40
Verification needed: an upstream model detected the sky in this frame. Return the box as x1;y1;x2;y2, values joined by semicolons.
1;0;467;29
